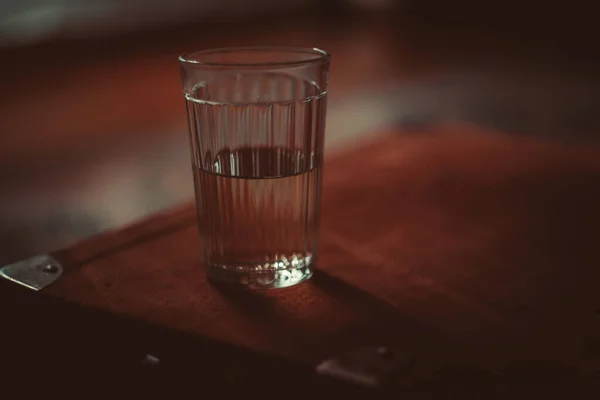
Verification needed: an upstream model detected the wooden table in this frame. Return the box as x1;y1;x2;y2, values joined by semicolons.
3;124;600;397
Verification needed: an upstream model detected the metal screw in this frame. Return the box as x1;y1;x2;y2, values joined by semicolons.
41;264;58;274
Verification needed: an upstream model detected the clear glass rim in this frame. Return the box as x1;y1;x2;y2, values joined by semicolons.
179;46;330;68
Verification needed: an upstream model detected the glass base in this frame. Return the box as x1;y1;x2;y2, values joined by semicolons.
207;263;314;290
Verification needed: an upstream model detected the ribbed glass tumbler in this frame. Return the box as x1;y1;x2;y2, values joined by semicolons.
179;47;330;289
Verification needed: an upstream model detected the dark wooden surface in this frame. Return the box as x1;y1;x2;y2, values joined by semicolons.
16;123;596;396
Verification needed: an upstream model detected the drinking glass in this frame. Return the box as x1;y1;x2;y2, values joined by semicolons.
179;47;330;289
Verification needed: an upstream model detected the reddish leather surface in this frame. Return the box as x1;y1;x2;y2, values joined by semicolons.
45;124;600;383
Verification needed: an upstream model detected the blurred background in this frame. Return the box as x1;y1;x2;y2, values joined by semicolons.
1;0;599;264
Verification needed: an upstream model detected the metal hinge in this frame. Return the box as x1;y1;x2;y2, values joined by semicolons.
0;254;63;291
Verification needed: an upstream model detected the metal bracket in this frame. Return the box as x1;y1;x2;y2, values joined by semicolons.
316;346;413;388
0;255;63;291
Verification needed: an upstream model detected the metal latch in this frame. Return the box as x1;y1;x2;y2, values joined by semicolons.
0;254;63;291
